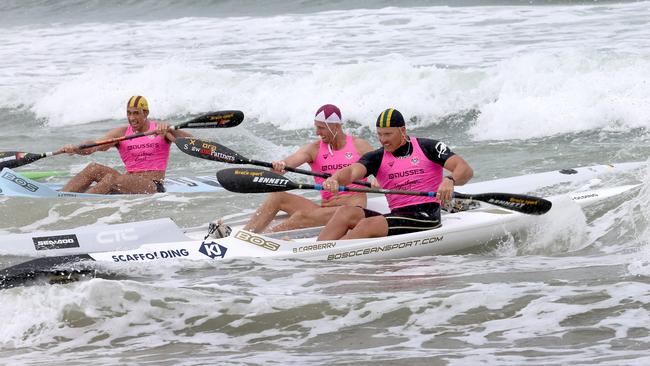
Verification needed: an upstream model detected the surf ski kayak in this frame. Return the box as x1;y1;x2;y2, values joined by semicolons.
1;157;645;257
0;167;223;197
0;182;642;288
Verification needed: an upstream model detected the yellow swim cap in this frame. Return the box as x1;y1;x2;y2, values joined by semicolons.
127;95;149;111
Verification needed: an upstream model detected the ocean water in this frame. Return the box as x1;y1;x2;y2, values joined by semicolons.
2;0;650;364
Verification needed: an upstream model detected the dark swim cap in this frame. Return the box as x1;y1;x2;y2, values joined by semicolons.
314;104;342;123
376;108;405;128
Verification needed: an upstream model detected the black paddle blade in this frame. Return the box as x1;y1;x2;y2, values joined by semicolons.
0;255;95;289
175;138;245;164
216;168;296;193
468;192;553;215
0;151;45;169
180;110;244;129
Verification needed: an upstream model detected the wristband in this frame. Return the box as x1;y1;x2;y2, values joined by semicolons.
445;175;455;183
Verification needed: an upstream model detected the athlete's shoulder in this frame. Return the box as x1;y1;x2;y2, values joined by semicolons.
111;126;128;137
416;137;451;150
352;136;373;154
351;135;370;144
295;140;320;163
414;137;440;145
304;139;321;152
415;137;455;164
358;147;384;176
360;146;384;160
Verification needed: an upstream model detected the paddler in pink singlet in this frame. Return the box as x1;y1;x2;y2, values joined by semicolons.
220;104;373;234
58;95;193;194
318;108;474;240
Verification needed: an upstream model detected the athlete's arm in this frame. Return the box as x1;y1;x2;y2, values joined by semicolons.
435;154;473;205
59;127;126;155
352;137;377;186
443;155;473;186
417;137;472;185
165;126;193;142
322;146;381;193
272;141;317;172
89;127;126;153
356;148;383;178
322;162;368;194
417;137;472;204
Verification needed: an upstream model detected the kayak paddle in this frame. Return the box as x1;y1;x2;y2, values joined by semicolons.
175;137;372;188
0;254;100;289
0;110;244;170
216;167;553;215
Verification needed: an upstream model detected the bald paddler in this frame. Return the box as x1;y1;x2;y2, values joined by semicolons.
318;108;473;240
212;104;373;236
58;95;192;194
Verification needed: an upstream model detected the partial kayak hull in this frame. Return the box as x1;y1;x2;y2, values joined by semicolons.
0;167;223;197
460;161;646;194
0;218;192;257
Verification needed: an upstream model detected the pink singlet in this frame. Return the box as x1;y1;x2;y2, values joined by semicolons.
309;135;367;201
375;138;443;210
117;120;171;173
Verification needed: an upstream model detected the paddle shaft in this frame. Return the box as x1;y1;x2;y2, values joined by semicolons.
1;110;244;169
320;184;550;214
296;182;432;196
246;158;372;188
302;184;550;214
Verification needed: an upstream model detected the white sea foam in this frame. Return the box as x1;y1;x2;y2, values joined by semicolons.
16;51;650;141
0;3;648;140
626;163;650;277
516;194;588;255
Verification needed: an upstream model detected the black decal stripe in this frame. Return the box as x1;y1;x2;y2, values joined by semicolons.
0;254;98;289
195;177;221;187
